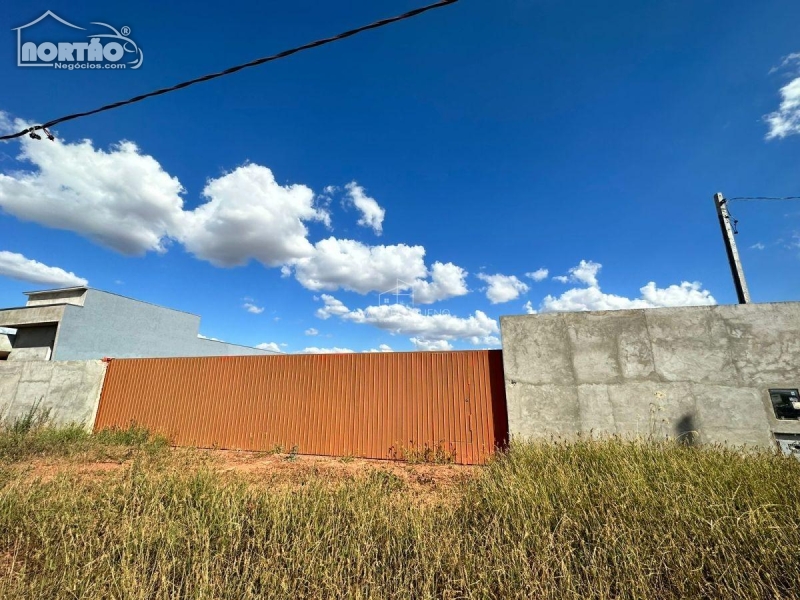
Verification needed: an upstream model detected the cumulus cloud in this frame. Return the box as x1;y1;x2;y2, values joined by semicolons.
523;300;537;314
365;344;393;353
765;53;800;139
476;273;529;304
0;133;185;255
411;338;453;351
0;115;469;304
537;260;716;313
243;300;264;314
179;164;330;267
410;262;469;304
345;181;385;235
290;237;428;294
469;335;501;347
256;342;283;353
315;294;498;345
304;327;319;336
525;268;549;282
0;250;87;287
301;346;355;354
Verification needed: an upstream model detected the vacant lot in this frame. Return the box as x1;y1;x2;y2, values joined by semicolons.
0;420;798;599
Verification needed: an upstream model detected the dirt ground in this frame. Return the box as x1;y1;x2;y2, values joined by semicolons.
7;448;479;496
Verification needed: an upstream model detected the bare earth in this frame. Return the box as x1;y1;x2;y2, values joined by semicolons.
7;448;477;497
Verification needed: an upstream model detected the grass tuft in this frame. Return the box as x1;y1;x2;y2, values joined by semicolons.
0;406;168;463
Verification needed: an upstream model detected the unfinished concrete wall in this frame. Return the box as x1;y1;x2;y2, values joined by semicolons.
0;360;107;429
500;302;800;448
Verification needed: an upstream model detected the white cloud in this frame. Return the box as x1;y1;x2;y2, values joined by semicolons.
0;250;87;287
0;116;468;304
750;242;765;250
243;302;264;314
315;294;498;345
410;262;469;304
552;260;601;286
291;237;428;294
345;181;385;235
198;334;222;342
523;300;537;314
769;53;800;74
314;294;351;319
476;273;529;304
638;281;716;307
0;130;185;255
179;164;330;267
765;54;800;139
365;344;393;353
469;335;501;347
304;327;319;336
537;260;716;313
411;338;453;351
301;346;354;354
525;268;549;282
256;342;284;353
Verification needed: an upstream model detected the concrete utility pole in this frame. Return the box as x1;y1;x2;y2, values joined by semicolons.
713;192;751;304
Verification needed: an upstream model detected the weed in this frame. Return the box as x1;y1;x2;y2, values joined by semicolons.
0;436;799;598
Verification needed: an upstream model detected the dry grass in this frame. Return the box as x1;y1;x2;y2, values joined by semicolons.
0;422;798;599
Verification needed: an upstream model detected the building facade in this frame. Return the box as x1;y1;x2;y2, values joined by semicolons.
0;287;275;361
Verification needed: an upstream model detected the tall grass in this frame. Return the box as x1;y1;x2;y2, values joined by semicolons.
0;404;168;462
0;436;798;598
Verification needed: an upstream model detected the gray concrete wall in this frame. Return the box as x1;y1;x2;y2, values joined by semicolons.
500;302;800;448
0;304;65;328
0;360;107;429
52;289;275;360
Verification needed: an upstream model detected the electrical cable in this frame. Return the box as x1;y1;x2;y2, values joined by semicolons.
727;196;800;202
0;0;459;142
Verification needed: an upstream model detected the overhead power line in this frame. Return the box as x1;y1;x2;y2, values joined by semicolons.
0;0;459;142
727;196;800;202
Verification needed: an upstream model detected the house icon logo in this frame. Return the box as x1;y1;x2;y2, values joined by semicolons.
378;279;415;307
13;10;143;70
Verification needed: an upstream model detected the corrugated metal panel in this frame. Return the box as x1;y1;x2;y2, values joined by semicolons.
94;350;508;465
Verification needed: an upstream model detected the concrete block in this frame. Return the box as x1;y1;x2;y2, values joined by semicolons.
607;382;696;440
0;363;23;410
9;381;51;420
48;362;88;420
645;308;736;384
20;360;54;382
691;384;771;432
506;383;580;438
9;347;52;362
698;427;774;449
566;310;655;384
577;384;616;436
501;315;574;385
716;303;800;385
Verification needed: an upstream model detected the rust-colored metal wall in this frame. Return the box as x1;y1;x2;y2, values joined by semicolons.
94;350;508;465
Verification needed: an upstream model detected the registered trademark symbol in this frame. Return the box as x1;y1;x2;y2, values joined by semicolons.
121;26;131;36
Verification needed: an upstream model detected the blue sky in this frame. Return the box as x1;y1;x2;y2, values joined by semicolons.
0;0;798;353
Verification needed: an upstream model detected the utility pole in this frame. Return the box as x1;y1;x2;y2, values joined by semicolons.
713;192;751;304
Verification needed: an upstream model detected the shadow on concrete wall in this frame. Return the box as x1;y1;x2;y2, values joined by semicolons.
675;413;698;446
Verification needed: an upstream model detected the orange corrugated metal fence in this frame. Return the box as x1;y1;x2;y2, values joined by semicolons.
94;350;508;465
